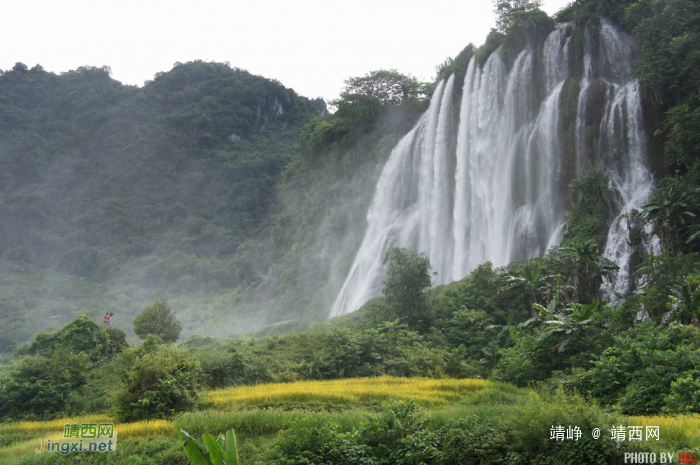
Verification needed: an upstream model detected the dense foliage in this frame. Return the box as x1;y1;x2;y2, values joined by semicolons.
382;248;434;330
0;315;126;420
133;299;182;343
0;60;324;348
2;0;700;462
114;343;200;422
266;394;650;465
493;0;543;33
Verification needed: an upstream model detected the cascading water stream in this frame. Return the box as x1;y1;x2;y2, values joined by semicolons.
331;19;656;317
595;19;660;299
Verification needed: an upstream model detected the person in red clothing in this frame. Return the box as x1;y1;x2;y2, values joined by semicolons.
103;312;110;328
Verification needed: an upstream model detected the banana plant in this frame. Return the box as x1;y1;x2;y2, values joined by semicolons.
637;181;698;254
178;428;239;465
534;300;601;353
668;280;700;326
486;308;516;339
502;262;542;317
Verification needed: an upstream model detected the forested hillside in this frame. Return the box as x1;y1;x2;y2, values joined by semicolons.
0;61;328;350
2;0;700;463
0;60;430;352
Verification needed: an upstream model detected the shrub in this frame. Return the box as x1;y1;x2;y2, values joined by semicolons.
491;334;550;386
133;299;182;344
142;334;164;353
195;347;249;389
311;321;449;379
358;399;439;465
561;169;611;248
268;400;438;465
382;247;434;330
547;322;700;413
503;7;555;53
105;327;130;354
436;308;495;359
268;417;374;465
0;351;90;420
664;370;700;413
17;314;123;361
113;346;200;422
438;416;512;465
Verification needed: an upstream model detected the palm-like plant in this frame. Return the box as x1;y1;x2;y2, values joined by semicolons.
555;240;618;302
533;300;602;352
537;274;575;310
179;428;239;465
637;181;699;254
665;280;700;327
502;262;542;318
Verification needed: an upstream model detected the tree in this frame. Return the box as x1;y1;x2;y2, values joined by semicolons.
492;0;543;33
113;346;199;421
556;240;618;303
0;351;90;420
330;70;426;125
637;179;700;255
17;314;126;361
502;262;543;318
333;69;425;108
133;299;182;343
382;248;434;329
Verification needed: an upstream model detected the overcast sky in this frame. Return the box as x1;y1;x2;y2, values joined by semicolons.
3;0;571;102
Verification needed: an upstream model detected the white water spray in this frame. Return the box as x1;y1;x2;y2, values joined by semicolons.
331;19;654;316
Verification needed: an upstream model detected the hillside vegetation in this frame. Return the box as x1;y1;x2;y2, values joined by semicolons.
0;57;431;351
3;377;698;464
0;60;327;349
1;0;700;463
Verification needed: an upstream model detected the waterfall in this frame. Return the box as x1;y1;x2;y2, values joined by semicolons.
331;19;655;317
595;19;660;299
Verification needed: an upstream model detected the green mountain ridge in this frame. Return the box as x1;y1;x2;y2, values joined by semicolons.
0;61;331;350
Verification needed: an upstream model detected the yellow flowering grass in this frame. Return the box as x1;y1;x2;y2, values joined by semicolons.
3;378;700;460
0;416;171;439
0;417;173;460
0;415;112;436
109;419;172;438
202;376;497;410
626;414;700;448
0;431;68;461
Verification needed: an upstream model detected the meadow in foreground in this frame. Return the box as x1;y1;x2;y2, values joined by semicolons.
1;377;698;464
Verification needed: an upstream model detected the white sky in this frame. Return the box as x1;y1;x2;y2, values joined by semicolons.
3;0;571;102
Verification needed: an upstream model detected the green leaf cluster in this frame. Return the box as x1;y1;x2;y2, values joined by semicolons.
268;399;439;465
382;247;434;330
311;321;473;380
113;345;200;422
179;428;239;465
134;299;183;344
0;314;127;420
562;169;611;248
550;321;700;414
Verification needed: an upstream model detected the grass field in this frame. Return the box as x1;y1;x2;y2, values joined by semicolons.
200;376;513;409
1;377;698;463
